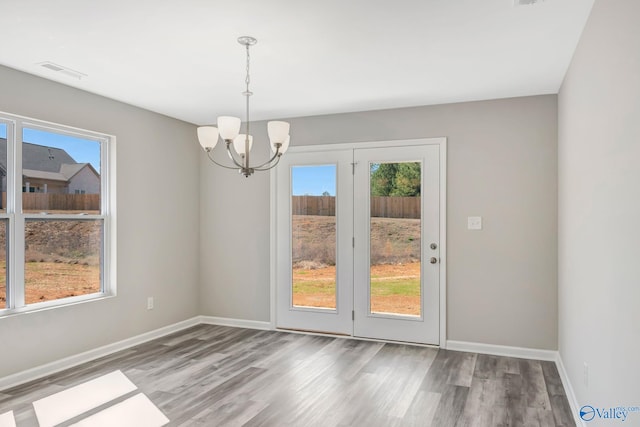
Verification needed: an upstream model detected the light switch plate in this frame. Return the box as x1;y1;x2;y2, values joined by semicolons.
468;216;482;230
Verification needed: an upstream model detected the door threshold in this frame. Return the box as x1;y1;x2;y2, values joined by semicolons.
275;327;439;349
277;327;350;337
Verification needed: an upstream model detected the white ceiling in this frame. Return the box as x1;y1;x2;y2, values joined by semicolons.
0;0;594;125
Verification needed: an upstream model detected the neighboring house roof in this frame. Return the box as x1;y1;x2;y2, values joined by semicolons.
0;138;99;182
24;163;96;182
0;139;77;172
22;169;69;182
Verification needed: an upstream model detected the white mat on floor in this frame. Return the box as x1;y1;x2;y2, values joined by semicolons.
70;393;169;427
0;411;16;427
32;370;137;427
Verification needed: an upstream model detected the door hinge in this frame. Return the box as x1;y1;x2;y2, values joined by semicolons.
351;162;358;175
352;237;355;248
352;310;355;320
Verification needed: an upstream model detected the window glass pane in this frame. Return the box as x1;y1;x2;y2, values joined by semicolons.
369;162;421;317
0;123;7;213
22;128;101;214
0;220;6;308
291;165;337;309
25;220;102;304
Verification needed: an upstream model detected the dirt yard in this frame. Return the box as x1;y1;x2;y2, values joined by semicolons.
0;262;100;305
292;215;422;316
0;220;101;306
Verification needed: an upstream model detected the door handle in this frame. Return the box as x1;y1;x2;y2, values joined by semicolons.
430;257;438;264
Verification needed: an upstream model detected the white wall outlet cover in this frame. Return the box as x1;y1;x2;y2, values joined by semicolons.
468;216;482;230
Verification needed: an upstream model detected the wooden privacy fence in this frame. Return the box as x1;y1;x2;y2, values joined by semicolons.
2;193;100;211
292;195;421;219
292;195;335;216
370;196;421;219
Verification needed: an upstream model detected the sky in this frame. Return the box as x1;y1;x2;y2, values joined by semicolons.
292;164;336;196
0;125;101;173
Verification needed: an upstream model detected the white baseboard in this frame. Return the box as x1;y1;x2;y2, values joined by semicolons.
0;317;201;392
446;340;557;361
555;353;585;427
199;315;272;331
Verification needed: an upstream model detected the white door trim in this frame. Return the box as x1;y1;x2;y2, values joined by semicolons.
270;137;447;346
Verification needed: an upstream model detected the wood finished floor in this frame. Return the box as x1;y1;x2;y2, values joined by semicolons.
0;325;576;426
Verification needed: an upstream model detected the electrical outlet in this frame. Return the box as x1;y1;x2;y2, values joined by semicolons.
468;216;482;230
583;362;589;387
147;297;154;310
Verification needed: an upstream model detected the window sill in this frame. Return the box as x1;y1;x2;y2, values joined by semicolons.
0;292;115;318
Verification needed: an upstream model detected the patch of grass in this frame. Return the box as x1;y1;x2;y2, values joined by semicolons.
293;280;336;296
293;278;418;298
370;278;420;296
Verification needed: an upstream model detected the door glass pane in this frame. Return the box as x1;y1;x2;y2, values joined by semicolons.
291;165;337;309
0;220;6;308
369;162;421;316
22;127;101;214
0;123;7;213
24;219;102;304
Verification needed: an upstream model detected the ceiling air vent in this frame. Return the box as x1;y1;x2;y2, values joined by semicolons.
514;0;545;5
37;62;87;80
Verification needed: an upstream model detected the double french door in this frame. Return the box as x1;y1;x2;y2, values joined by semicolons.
275;140;444;345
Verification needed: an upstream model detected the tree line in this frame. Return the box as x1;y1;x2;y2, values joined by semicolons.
370;162;421;197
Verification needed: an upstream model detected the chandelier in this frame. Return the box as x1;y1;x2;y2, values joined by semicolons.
197;36;290;177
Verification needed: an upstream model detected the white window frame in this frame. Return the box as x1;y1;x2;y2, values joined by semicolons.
0;111;116;315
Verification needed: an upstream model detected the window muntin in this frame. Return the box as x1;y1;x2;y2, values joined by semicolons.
0;114;113;314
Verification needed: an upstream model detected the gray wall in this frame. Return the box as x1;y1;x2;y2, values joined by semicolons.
0;65;200;377
558;0;640;409
201;95;558;350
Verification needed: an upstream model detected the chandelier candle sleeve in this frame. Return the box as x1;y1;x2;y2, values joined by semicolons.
196;36;290;177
